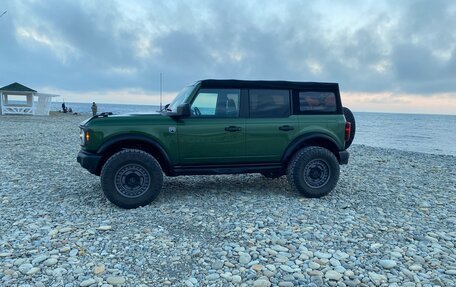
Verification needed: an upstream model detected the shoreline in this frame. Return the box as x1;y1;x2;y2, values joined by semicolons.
0;115;455;286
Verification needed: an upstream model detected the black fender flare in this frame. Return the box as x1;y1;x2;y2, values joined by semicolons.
97;134;173;173
282;133;342;163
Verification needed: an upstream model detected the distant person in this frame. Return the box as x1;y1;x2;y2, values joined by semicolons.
68;107;73;113
62;102;66;113
91;102;98;116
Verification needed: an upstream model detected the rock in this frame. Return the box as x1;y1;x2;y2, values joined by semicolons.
239;252;251;265
32;255;48;265
212;260;224;270
325;270;342;281
369;272;387;285
18;263;33;274
253;278;271;287
309;262;321;269
26;267;40;275
408;264;422;271
80;278;97;287
97;225;112;231
69;249;78;257
445;269;456;275
206;273;220;281
252;264;264;271
314;251;332;259
379;259;397;269
279;265;294;273
232;275;242;283
272;245;289;252
59;227;72;233
0;252;12;257
333;251;349;260
44;258;58;266
93;264;105;274
329;258;341;266
107;276;126;285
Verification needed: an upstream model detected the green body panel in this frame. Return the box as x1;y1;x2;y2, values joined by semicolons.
82;114;180;164
298;114;347;150
177;117;245;164
245;116;300;162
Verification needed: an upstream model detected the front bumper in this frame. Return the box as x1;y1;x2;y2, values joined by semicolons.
77;150;102;175
339;150;349;165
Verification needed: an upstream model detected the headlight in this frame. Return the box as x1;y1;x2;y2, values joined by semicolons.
80;129;89;146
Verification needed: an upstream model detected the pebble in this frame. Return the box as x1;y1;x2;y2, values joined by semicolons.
206;273;220;281
379;259;397;269
97;225;112;231
18;263;33;274
325;270;342;281
80;278;97;287
232;275;242;283
107;276;126;285
239;252;251;265
253;278;271;287
314;251;332;259
409;264;422;271
93;264;105;274
279;265;294;273
44;258;58;266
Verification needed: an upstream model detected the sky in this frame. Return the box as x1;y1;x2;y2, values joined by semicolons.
0;0;455;115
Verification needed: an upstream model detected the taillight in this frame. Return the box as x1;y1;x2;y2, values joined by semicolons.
345;122;351;141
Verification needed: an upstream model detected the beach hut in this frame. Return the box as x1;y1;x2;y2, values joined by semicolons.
0;82;59;116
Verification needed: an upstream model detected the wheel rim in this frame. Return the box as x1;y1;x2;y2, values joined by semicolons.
114;163;151;198
303;159;330;188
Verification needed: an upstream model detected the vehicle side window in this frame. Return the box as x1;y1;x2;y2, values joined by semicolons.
249;89;290;118
191;89;240;117
299;91;336;112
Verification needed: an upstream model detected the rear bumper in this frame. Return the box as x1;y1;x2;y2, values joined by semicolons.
339;150;349;165
77;150;101;175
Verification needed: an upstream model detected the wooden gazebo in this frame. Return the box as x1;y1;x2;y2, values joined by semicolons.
0;82;59;116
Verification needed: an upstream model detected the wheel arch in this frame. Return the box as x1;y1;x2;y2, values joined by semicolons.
282;133;342;165
95;135;173;176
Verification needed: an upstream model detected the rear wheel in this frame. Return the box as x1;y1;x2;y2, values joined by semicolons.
343;107;356;148
287;146;340;198
100;149;163;209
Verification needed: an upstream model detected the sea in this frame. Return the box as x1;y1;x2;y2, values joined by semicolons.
53;102;456;157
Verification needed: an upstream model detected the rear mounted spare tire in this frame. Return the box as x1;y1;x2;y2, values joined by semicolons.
343;107;356;149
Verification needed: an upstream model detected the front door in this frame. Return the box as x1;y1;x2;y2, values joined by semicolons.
178;88;245;165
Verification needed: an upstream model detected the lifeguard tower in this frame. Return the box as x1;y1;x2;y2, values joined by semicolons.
0;82;59;116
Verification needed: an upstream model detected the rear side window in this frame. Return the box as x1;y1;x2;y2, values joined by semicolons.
299;91;337;112
249;89;290;118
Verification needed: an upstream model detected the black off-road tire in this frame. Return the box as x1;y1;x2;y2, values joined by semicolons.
261;171;283;179
287;146;340;198
343;107;356;149
100;149;163;209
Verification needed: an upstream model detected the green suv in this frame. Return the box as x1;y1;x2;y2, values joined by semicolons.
77;80;355;209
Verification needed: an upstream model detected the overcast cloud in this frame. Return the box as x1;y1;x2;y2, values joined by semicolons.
1;0;455;109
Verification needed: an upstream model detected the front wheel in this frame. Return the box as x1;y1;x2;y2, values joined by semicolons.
287;146;340;198
100;149;163;209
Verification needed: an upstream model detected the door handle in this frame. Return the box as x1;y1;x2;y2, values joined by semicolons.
225;126;241;132
279;125;294;131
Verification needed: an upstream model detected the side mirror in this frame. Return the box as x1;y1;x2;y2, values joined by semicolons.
176;103;190;117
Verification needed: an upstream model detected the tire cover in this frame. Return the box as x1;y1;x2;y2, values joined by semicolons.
343;107;356;148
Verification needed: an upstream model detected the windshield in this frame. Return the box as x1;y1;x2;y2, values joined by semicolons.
167;84;195;112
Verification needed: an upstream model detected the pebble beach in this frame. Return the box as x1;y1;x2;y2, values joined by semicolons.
0;114;455;287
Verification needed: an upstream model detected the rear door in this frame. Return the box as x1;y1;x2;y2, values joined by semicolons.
245;89;299;162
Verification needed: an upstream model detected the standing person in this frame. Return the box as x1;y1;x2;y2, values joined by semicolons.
91;102;98;116
62;102;66;113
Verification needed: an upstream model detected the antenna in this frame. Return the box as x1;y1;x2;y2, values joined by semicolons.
0;11;6;18
159;72;163;111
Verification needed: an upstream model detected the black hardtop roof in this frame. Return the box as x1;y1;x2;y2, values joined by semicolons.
199;79;339;91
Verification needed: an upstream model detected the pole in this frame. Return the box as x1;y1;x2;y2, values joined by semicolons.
160;72;163;111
